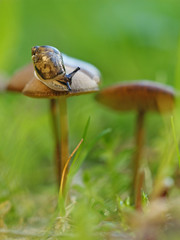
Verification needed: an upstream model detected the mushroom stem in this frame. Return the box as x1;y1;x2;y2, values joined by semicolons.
50;99;61;184
135;168;145;210
59;97;69;187
133;110;145;202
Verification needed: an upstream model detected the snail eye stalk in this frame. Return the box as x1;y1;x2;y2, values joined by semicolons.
66;67;80;84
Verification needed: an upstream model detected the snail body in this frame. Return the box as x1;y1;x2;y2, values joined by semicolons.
31;45;80;91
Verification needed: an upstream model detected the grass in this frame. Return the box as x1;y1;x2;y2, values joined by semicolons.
1;0;180;239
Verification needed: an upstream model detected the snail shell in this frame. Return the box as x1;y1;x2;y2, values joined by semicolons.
31;45;80;91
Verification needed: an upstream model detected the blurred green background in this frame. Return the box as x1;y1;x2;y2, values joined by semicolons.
0;0;180;233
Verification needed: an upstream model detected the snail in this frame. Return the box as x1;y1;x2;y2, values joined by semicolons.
31;45;80;91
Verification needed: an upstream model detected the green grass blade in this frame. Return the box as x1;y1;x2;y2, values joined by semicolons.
68;128;112;179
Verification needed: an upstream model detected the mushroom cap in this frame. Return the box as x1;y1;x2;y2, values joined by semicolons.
7;63;34;92
96;81;175;113
63;54;100;84
23;64;100;98
7;53;101;95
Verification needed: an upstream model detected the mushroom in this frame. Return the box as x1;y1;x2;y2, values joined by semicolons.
95;80;175;207
22;46;101;186
6;63;34;93
6;47;100;186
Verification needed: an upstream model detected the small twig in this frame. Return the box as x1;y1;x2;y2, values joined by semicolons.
59;138;84;197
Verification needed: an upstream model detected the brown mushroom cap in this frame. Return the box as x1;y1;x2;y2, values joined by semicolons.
7;53;101;96
23;65;100;98
7;63;34;92
96;81;175;113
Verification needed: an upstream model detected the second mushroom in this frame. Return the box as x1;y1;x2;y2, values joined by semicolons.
96;81;175;208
